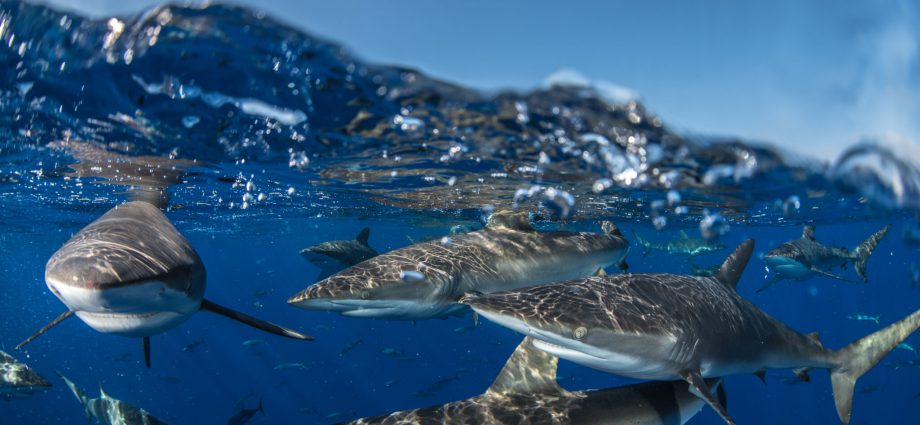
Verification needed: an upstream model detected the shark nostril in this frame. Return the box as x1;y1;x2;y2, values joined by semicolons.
573;326;587;340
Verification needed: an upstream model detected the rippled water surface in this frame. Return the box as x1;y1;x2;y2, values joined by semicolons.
1;2;919;425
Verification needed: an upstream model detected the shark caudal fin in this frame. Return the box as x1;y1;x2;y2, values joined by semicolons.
56;371;91;421
851;224;890;282
830;307;920;424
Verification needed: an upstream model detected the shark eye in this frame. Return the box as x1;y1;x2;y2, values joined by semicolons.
573;326;587;340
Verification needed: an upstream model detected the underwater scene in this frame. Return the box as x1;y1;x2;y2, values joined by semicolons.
1;2;920;425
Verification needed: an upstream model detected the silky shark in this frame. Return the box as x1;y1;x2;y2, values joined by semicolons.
17;201;312;367
0;350;51;401
634;230;725;257
346;336;723;425
759;224;890;292
462;240;920;425
300;227;379;281
58;372;167;425
288;211;630;321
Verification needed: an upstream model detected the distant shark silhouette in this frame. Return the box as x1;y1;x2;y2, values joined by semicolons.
300;227;378;281
17;201;312;367
345;336;723;425
0;350;51;401
58;371;167;425
759;224;889;292
464;240;920;425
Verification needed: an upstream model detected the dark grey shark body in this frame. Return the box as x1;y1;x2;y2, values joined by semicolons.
760;224;890;291
58;372;167;425
0;351;51;400
289;212;630;321
345;337;721;425
463;240;920;425
634;230;724;257
300;228;378;281
19;201;311;367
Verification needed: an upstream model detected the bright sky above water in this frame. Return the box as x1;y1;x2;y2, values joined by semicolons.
37;0;920;162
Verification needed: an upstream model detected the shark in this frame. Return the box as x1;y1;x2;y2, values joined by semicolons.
16;201;312;367
58;372;167;425
288;211;630;321
759;224;890;292
634;230;725;257
461;240;920;425
227;399;264;425
0;350;51;401
344;336;723;425
300;227;379;281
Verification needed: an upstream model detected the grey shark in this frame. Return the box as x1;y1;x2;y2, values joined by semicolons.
58;372;167;425
345;336;722;425
759;224;890;292
0;350;51;401
288;211;629;321
634;230;724;257
300;227;379;280
17;201;312;367
462;240;920;425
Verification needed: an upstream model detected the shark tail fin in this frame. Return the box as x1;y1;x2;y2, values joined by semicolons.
56;371;91;420
830;307;920;424
851;224;890;283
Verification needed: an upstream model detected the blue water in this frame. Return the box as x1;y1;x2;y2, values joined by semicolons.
1;2;920;424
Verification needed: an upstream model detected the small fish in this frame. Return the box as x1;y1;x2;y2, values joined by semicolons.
242;339;267;347
273;362;310;370
182;338;205;353
325;410;357;420
252;301;264;309
886;359;920;370
453;325;477;334
412;374;460;397
157;376;181;384
848;314;881;325
897;342;916;353
381;348;411;361
340;338;364;355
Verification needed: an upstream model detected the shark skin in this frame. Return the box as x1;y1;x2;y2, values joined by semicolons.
634;230;725;257
462;240;920;425
0;351;51;401
18;201;312;367
344;337;722;425
300;227;379;281
288;211;630;321
58;372;167;425
759;224;890;292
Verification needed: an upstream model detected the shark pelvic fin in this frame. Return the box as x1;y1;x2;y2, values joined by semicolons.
486;337;564;396
16;310;74;350
852;224;890;283
143;337;151;368
200;299;314;341
356;227;371;246
714;239;754;291
803;225;816;241
485;210;534;232
810;267;850;282
793;367;812;382
831;307;920;424
682;370;736;425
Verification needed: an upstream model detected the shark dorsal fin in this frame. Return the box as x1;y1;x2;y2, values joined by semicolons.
679;230;689;239
356;227;371;246
600;221;623;237
98;383;109;399
486;210;535;232
714;239;754;290
806;331;821;346
802;225;816;241
486;336;563;396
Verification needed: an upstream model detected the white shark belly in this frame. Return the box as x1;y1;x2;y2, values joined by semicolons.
337;299;468;320
765;257;812;279
48;280;200;337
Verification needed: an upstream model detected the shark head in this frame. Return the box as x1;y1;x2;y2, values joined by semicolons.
44;201;206;337
0;351;51;399
288;243;464;320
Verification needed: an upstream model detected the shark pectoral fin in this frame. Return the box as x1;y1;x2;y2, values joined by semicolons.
682;370;736;425
810;267;851;282
16;310;74;350
756;275;783;293
200;299;314;341
754;370;767;384
143;337;151;368
486;337;564;396
793;367;812;382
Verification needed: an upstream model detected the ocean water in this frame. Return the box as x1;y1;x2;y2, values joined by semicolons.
1;2;920;425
